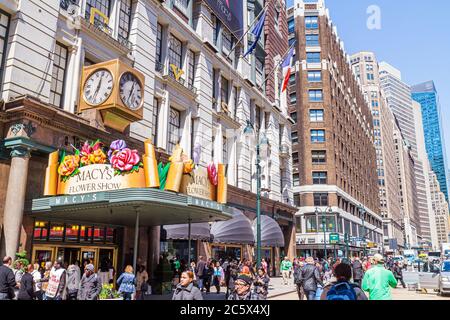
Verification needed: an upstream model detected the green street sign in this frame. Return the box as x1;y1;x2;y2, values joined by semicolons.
330;233;340;244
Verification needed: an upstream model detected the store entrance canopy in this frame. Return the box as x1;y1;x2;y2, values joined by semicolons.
210;208;254;245
163;223;210;241
30;188;233;227
252;215;285;247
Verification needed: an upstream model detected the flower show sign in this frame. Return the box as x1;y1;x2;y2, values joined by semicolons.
43;139;228;204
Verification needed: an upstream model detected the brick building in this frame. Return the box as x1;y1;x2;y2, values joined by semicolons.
288;0;382;258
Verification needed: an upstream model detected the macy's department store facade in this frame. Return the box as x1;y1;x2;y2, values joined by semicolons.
0;96;297;277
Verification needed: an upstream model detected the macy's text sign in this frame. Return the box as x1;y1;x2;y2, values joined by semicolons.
58;164;146;195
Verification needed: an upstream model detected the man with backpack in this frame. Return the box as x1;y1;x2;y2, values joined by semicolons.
321;263;367;300
362;254;397;300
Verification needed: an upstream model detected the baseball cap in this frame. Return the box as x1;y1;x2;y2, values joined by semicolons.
236;274;252;285
373;254;385;263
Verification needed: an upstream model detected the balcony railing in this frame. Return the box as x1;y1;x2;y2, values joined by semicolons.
166;67;197;95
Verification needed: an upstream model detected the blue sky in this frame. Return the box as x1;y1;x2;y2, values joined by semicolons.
286;0;450;165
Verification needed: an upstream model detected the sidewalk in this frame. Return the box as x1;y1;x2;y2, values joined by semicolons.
145;276;296;300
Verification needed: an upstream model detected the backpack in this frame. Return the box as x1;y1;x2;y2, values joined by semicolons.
326;282;357;300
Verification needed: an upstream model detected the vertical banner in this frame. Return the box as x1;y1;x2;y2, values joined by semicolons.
203;0;244;38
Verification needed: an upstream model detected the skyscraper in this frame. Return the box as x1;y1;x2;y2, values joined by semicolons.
412;81;449;202
379;62;435;248
350;52;404;250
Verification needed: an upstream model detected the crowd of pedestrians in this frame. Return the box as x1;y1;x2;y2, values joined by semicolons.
289;253;404;300
0;255;146;300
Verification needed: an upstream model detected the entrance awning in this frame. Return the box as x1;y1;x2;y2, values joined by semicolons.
30;188;233;227
163;223;210;241
252;215;285;247
210;208;254;245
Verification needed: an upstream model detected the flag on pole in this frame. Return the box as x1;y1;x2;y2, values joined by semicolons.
243;11;266;58
281;43;295;93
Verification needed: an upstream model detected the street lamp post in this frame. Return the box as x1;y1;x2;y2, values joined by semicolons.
358;204;367;257
244;121;268;269
315;206;333;260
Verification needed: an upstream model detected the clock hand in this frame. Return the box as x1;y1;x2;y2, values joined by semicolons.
93;78;102;99
127;82;136;104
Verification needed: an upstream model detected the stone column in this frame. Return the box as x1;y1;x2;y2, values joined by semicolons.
147;226;160;277
2;147;31;258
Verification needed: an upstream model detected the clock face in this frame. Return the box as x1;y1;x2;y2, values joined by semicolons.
83;69;113;106
119;72;143;111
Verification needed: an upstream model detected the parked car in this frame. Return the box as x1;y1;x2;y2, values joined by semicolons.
439;260;450;296
418;261;441;292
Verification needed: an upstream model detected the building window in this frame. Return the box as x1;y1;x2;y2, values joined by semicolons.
290;112;297;123
306;34;319;46
187;49;196;89
49;42;68;108
85;0;111;26
308;70;322;82
291;131;298;144
305;16;318;29
290;93;297;104
309;109;324;122
367;73;374;81
156;23;163;63
0;11;9;92
319;216;336;232
312;150;326;164
312;171;327;184
221;76;229;105
288;18;295;33
274;6;280;31
255;56;264;88
222;27;233;53
314;193;328;206
173;0;189;16
295;216;302;233
232;86;239;118
294;193;301;207
169;35;182;70
305;215;318;233
289;73;296;85
292;152;299;165
311;130;325;143
223;135;228;163
306;52;320;63
309;90;323;102
168;107;181;154
293;173;300;187
152;98;160;145
118;0;132;43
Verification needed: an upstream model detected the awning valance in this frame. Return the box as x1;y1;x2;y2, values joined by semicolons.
30;188;233;227
163;223;210;241
210;208;254;245
252;215;285;247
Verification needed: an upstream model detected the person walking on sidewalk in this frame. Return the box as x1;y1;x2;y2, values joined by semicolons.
392;262;406;288
172;271;203;300
66;261;81;300
43;259;67;300
351;256;364;287
31;263;42;300
253;268;270;300
362;254;397;300
0;256;16;300
294;260;305;300
78;264;101;300
301;257;324;300
212;261;224;294
17;264;35;301
195;256;206;292
280;257;292;285
117;265;136;300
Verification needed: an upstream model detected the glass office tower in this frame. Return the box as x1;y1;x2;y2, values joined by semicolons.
412;81;449;202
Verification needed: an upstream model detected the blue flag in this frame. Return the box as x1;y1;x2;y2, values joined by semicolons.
243;11;266;58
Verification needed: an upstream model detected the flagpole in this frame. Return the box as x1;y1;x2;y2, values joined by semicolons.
256;41;296;92
225;1;270;60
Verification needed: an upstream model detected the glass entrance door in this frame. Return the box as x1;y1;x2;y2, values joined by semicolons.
81;248;97;269
32;247;55;269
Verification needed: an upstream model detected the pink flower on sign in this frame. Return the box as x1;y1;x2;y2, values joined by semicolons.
110;148;140;172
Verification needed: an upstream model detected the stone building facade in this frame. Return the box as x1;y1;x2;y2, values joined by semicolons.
0;0;296;274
